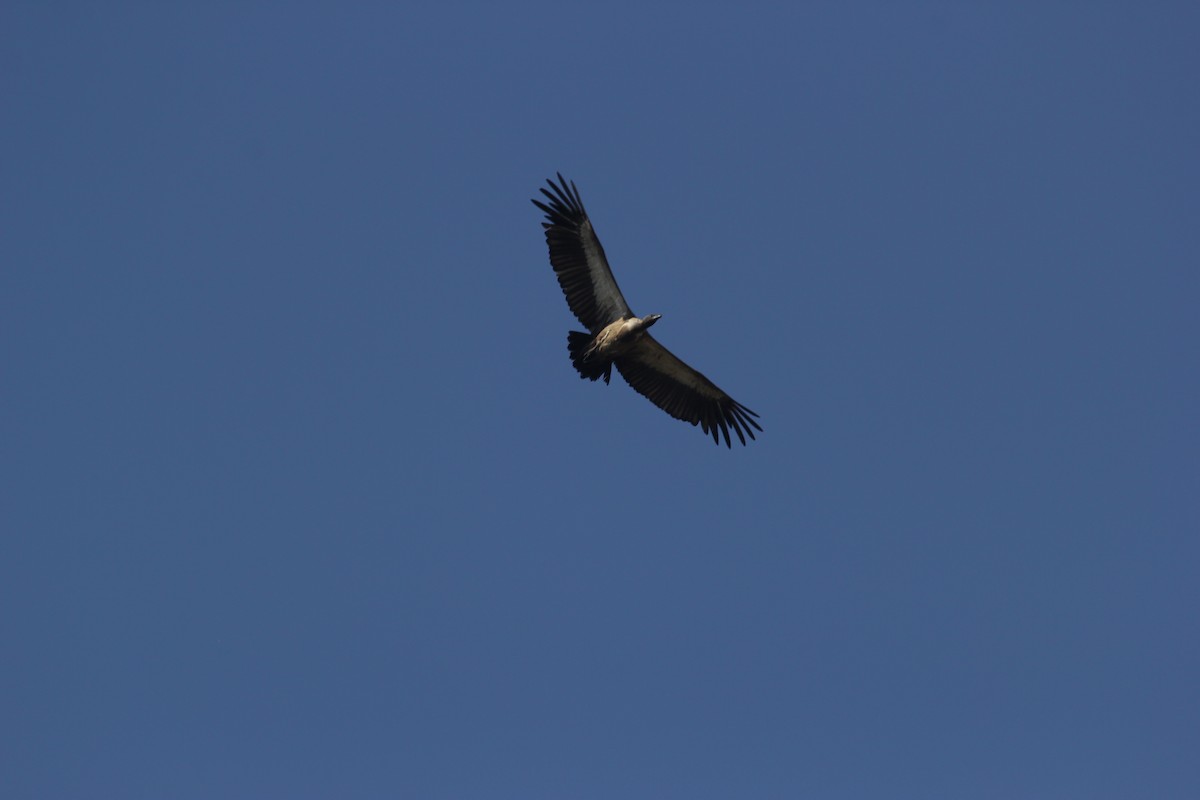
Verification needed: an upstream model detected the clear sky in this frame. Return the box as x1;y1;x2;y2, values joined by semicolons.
2;3;1197;798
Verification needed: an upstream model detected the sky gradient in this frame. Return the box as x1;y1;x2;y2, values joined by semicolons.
3;3;1198;798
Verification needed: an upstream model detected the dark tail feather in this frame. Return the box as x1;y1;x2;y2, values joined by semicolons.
567;330;612;384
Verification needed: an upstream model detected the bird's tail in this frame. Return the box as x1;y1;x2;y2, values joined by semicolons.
567;331;612;384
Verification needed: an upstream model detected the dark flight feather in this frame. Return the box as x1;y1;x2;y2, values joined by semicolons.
532;174;632;334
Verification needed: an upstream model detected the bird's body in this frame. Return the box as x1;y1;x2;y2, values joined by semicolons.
582;314;661;362
533;174;761;447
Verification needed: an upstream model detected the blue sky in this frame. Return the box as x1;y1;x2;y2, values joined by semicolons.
2;3;1197;798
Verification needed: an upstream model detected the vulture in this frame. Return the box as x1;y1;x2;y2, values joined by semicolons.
533;174;761;447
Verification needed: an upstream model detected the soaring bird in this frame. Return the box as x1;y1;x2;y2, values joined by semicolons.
533;174;761;447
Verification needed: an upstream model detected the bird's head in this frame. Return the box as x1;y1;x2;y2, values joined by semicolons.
642;313;662;328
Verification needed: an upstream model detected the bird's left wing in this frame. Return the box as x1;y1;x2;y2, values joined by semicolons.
616;334;761;447
532;174;633;333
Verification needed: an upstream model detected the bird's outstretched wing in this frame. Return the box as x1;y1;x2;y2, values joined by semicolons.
616;334;762;447
532;174;633;333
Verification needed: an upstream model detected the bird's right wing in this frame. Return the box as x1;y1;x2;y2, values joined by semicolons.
616;334;761;448
533;174;633;333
